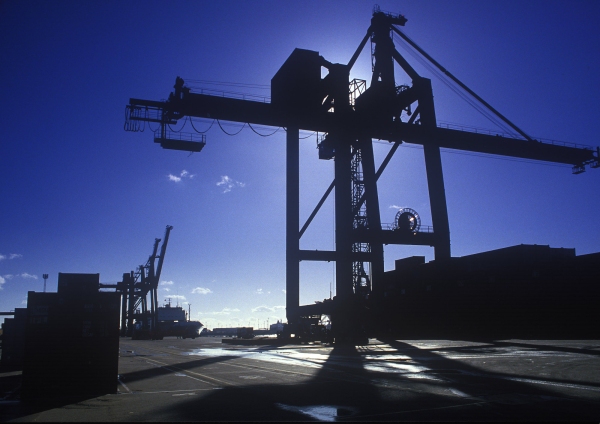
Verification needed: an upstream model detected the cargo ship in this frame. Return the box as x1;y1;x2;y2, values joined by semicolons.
132;301;203;340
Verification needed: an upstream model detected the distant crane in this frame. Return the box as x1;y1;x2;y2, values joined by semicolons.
117;225;173;337
125;8;598;343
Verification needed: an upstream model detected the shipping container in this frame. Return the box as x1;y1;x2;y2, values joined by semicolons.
21;274;120;400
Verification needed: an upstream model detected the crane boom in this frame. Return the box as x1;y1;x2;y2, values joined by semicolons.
128;92;596;166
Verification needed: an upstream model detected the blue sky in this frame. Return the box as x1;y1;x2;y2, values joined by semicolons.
1;0;599;329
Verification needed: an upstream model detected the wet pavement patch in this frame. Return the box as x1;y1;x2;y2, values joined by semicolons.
275;403;358;421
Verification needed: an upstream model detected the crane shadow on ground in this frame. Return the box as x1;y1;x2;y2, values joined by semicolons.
149;338;600;421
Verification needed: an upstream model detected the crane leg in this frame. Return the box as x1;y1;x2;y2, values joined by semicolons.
424;145;451;260
286;127;300;326
418;78;451;260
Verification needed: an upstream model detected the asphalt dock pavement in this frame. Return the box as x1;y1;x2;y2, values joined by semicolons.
1;337;599;421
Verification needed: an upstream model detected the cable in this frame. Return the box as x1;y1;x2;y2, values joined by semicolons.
186;87;271;103
183;78;271;103
124;107;129;131
190;118;215;133
144;107;160;134
299;131;317;140
392;29;528;139
217;119;245;136
139;110;145;132
392;33;513;135
248;123;280;137
147;119;158;133
373;140;569;169
183;78;270;90
283;127;318;139
167;116;187;133
439;147;570;168
392;32;523;139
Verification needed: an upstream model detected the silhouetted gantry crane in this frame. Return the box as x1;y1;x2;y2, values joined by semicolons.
117;225;173;337
125;8;598;343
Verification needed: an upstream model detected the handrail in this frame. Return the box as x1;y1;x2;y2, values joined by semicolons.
189;87;270;103
154;129;206;143
437;121;593;150
381;223;434;233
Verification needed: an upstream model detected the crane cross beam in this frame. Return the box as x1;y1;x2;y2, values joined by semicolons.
129;92;596;167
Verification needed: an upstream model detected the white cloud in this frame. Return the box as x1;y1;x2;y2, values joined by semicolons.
192;287;213;295
0;276;5;290
389;205;403;210
161;280;174;285
252;305;271;313
216;175;245;193
0;253;22;261
255;288;270;295
20;273;38;280
206;308;240;315
167;294;186;301
168;170;195;183
163;287;171;292
251;305;285;313
3;274;14;280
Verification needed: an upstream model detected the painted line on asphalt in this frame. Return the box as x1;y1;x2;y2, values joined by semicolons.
500;375;600;392
144;357;231;387
458;370;600;392
142;388;220;394
117;375;132;394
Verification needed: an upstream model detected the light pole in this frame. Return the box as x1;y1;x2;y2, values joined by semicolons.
42;274;48;293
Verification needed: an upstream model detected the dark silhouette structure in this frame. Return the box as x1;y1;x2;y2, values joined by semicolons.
0;308;27;368
381;245;600;339
21;273;120;399
102;225;173;337
125;8;598;342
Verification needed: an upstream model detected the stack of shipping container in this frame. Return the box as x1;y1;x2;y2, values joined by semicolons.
380;245;600;339
21;273;120;399
0;308;27;368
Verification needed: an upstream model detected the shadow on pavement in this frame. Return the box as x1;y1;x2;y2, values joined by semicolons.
150;338;600;421
3;338;599;421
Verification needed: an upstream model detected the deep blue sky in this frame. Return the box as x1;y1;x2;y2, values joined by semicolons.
1;0;599;329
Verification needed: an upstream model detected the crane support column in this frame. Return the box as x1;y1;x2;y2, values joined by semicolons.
424;144;451;259
359;139;385;296
418;78;451;259
331;133;358;343
286;127;300;324
335;135;354;300
120;273;128;336
126;271;135;336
